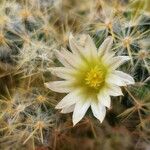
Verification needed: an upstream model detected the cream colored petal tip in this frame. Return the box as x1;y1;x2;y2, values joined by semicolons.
44;81;72;93
91;102;106;123
72;101;91;126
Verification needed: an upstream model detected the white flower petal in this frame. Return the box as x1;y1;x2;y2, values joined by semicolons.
97;91;111;108
61;104;75;114
73;100;90;126
83;34;97;58
55;90;80;109
114;71;135;85
69;34;95;63
60;48;78;68
69;34;84;56
49;67;75;80
101;52;115;64
107;84;123;96
106;73;126;86
61;48;82;69
109;56;130;70
91;102;106;123
54;50;72;68
45;81;72;93
98;36;113;57
106;70;135;87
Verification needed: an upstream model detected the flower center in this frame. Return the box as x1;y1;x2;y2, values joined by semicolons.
85;66;105;89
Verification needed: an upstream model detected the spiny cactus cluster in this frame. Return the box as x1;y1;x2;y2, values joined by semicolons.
0;0;150;150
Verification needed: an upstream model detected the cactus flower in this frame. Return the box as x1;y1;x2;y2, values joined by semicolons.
45;34;135;126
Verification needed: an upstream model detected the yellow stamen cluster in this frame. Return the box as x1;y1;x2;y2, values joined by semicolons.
85;66;105;89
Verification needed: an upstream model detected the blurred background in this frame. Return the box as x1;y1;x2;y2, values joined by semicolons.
0;0;150;149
